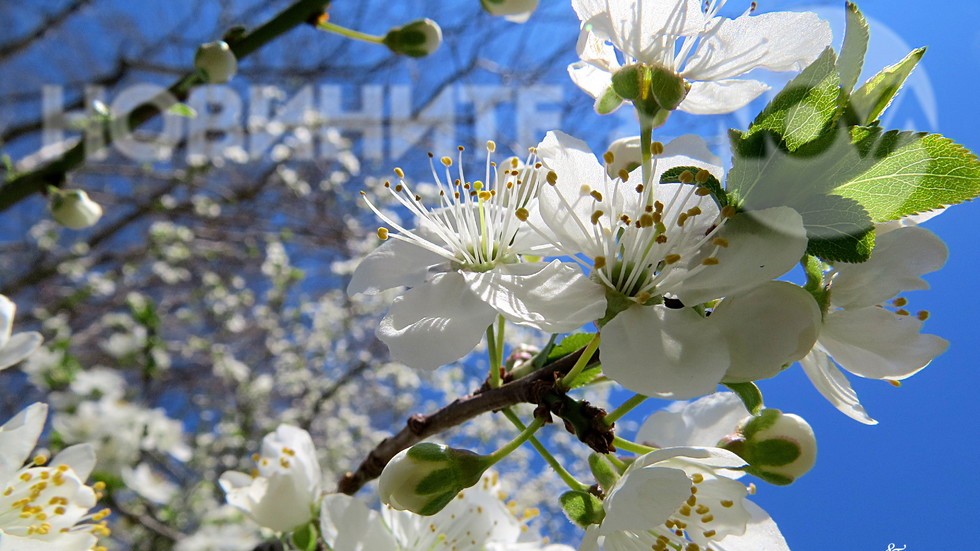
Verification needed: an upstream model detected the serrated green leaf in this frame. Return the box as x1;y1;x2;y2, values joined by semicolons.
167;102;198;118
559;490;605;528
566;365;602;389
834;132;980;221
801;194;875;262
659;165;729;207
722;382;764;415
838;2;870;93
745;48;842;151
547;333;596;363
847;47;925;125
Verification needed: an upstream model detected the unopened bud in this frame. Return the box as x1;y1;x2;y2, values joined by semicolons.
194;40;237;84
603;137;642;180
49;188;102;229
480;0;539;23
722;409;817;485
383;19;442;58
379;443;489;515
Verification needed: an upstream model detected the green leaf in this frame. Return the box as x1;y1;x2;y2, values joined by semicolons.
801;194;875;263
547;333;596;363
723;382;764;415
838;2;870;93
559;490;605;528
847;47;925;125
833;132;980;221
566;365;602;389
744;48;843;151
588;453;620;493
166;103;198;118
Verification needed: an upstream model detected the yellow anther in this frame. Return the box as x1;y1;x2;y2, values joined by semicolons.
618;169;630;181
394;167;405;178
594;256;607;270
639;213;654;228
696;504;710;515
441;156;452;167
695;186;712;196
636;291;652;303
651;141;665;155
93;509;111;521
591;210;604;225
33;455;47;466
679;504;692;516
748;483;757;495
394;184;404;192
712;237;729;247
20;473;31;482
720;500;734;508
702;257;720;266
635;183;644;193
515;208;529;221
655;234;668;244
377;228;389;240
54;506;66;515
546;171;558;185
279;457;290;468
896;309;910;316
486;140;496;152
695;169;711;184
691;473;704;483
893;297;908;307
687;206;702;216
603;151;615;164
888;379;902;388
665;254;681;265
917;310;930;321
679;170;694;184
93;481;106;491
590;190;604;202
677;213;689;226
721;206;737;218
687;495;697;507
478;190;492;201
703;529;717;538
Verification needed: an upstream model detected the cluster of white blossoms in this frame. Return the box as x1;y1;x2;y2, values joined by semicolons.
337;0;965;549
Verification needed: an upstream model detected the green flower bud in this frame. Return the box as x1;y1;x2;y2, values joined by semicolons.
588;453;620;494
383;19;442;58
49;188;102;230
722;409;817;486
378;443;489;516
194;40;238;84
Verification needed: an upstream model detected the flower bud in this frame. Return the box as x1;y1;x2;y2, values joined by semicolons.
721;409;817;485
480;0;539;23
611;63;689;119
603;136;642;180
49;188;102;229
383;19;442;58
378;443;489;515
195;40;238;83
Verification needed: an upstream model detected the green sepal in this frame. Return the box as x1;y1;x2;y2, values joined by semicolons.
722;382;764;415
588;453;621;493
290;522;318;551
838;2;870;93
167;103;198;118
560;490;605;528
595;86;625;115
847;47;925;126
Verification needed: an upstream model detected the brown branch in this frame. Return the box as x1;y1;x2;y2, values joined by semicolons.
336;348;597;495
0;0;95;62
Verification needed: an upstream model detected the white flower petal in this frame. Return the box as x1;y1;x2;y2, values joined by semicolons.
0;532;97;551
678;79;771;115
667;207;807;306
712;500;790;551
714;282;822;383
629;446;747;472
821;307;948;380
319;494;397;551
347;238;445;295
50;443;97;482
602;306;728;399
682;12;832;81
800;347;876;425
636;392;747;450
0;402;47;481
0;331;43;371
574;0;705;62
378;272;497;370
830;226;948;309
0;295;13;346
463;261;605;333
601;466;691;534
